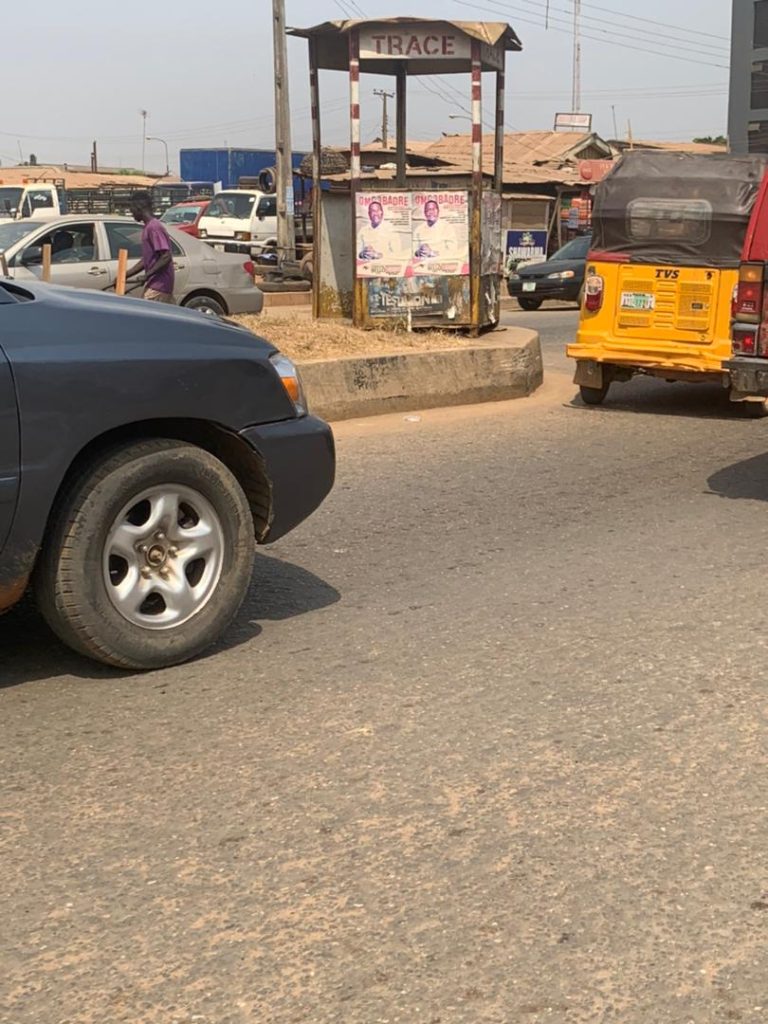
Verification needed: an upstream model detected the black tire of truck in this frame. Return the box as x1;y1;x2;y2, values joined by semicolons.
34;439;255;670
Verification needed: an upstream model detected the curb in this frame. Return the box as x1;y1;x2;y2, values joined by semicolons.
296;328;542;422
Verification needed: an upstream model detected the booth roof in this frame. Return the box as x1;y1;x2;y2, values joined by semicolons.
288;18;522;74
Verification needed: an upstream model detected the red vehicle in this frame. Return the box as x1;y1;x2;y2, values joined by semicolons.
724;168;768;409
160;199;210;238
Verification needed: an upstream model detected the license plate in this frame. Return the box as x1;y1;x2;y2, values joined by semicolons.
621;291;654;311
522;281;536;292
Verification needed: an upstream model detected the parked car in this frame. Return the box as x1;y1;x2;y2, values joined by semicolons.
0;214;263;317
506;234;591;311
198;189;277;256
161;199;211;238
0;277;334;669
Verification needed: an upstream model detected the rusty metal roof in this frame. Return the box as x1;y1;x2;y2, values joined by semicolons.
288;18;522;74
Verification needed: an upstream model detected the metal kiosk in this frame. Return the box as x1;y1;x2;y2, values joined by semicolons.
290;19;522;335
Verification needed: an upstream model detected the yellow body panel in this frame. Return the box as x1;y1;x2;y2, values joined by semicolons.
567;261;737;377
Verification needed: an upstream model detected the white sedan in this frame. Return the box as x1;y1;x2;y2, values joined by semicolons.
0;214;264;316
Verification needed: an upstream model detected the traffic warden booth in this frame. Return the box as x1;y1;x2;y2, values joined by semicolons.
289;18;522;335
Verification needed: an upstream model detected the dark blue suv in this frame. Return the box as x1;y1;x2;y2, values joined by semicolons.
0;279;334;670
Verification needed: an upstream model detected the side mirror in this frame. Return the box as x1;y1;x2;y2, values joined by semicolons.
20;245;43;267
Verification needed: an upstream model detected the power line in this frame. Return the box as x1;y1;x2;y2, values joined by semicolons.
450;0;728;69
578;0;727;43
510;0;729;55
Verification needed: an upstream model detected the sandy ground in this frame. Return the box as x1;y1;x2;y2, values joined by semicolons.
233;313;478;361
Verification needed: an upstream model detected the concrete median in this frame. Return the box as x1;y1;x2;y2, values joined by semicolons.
297;327;542;422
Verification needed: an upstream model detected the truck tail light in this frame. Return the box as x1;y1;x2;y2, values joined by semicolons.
734;263;764;323
732;326;758;355
584;273;604;312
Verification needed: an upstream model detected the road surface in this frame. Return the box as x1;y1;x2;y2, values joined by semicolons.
4;309;768;1024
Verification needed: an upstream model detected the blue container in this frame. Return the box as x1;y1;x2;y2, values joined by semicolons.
179;148;305;191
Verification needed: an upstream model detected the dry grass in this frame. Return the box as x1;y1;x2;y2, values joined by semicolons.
233;313;473;362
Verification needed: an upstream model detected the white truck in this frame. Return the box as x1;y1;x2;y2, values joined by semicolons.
197;190;278;256
0;181;61;220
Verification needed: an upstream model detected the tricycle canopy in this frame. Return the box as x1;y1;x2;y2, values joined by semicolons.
591;151;768;268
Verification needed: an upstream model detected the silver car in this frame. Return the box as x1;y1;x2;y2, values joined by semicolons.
0;214;264;316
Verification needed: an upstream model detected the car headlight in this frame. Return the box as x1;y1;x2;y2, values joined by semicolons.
237;231;250;241
508;273;520;280
198;228;207;238
547;270;576;279
270;353;307;415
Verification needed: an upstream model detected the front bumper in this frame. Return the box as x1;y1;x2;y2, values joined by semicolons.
507;278;580;301
723;357;768;397
240;415;335;543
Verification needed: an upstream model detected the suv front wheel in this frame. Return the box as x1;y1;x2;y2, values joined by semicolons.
35;439;255;669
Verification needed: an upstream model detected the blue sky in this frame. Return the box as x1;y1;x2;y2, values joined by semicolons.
0;0;730;172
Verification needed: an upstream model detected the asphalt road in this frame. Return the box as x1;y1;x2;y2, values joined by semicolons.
5;309;768;1023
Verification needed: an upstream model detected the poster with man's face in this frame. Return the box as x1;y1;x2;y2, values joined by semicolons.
355;193;411;278
411;191;469;276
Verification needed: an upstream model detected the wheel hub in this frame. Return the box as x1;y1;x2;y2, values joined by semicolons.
103;485;225;631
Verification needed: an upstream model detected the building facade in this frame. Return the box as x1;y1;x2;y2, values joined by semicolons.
730;0;768;153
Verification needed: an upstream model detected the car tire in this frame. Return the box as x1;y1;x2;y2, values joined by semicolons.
35;439;255;670
518;297;543;311
579;383;610;406
182;294;227;317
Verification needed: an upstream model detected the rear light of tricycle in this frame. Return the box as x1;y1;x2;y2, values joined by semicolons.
732;325;758;355
584;272;604;313
242;260;255;277
734;263;764;323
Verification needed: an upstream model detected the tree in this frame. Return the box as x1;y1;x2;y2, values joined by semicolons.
693;135;727;146
29;153;37;166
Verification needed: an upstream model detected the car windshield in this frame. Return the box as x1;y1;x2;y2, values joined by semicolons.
0;220;40;250
162;205;204;225
0;187;23;216
205;193;255;219
551;236;591;261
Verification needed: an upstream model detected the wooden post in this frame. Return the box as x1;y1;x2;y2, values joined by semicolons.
469;40;483;337
115;248;128;296
272;0;296;263
41;244;52;283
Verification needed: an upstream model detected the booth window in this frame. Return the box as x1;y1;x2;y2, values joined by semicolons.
626;198;712;246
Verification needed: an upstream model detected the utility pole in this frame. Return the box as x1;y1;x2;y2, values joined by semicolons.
611;105;618;141
272;0;296;263
373;88;395;148
571;0;581;113
91;140;98;173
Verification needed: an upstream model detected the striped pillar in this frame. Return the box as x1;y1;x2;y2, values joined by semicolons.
471;40;483;187
349;30;361;187
309;37;321;318
494;67;505;191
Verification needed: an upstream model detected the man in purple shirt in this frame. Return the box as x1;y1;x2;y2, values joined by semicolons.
125;191;175;303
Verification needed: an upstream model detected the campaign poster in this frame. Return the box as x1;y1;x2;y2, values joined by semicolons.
481;192;502;275
356;192;411;278
411;191;469;276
